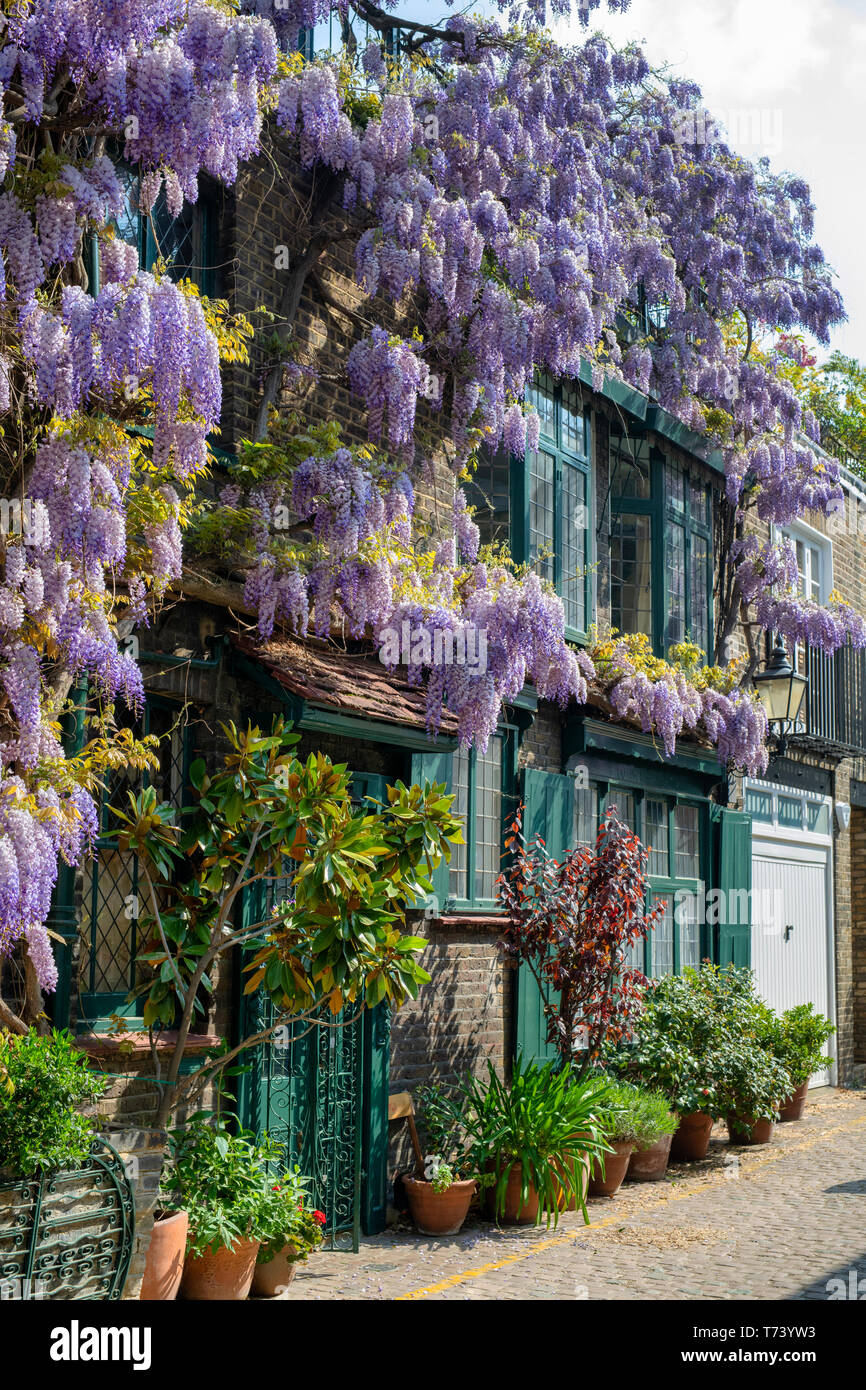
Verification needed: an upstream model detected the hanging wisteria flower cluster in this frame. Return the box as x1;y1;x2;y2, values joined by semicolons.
0;0;287;987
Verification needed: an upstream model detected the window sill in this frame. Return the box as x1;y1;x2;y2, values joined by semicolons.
74;1030;222;1059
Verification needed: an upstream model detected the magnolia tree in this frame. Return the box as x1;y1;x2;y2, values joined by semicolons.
115;720;461;1126
0;0;861;1016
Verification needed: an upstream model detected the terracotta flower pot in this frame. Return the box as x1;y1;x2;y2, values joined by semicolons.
727;1114;775;1146
485;1162;540;1225
180;1237;261;1301
139;1209;189;1302
669;1111;714;1161
780;1080;809;1122
588;1139;634;1198
627;1133;673;1183
403;1177;477;1236
252;1243;299;1297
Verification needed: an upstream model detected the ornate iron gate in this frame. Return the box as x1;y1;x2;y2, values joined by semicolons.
238;991;367;1251
0;1137;135;1300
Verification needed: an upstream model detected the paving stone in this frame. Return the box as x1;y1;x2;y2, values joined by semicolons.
283;1088;866;1301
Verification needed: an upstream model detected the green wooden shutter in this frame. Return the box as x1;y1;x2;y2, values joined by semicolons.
514;770;573;1065
361;1005;390;1235
715;806;753;967
350;771;388;807
410;749;453;913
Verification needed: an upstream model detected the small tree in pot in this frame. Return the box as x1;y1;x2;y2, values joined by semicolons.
498;809;663;1073
756;1003;835;1120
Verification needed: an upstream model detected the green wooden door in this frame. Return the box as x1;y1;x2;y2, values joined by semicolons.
514;769;573;1065
713;806;753;967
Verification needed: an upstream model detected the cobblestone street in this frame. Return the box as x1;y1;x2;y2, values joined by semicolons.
285;1088;866;1301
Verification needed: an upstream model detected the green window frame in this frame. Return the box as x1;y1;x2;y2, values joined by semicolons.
79;698;194;1030
446;726;518;912
105;159;219;296
576;778;708;977
609;429;713;660
515;374;593;641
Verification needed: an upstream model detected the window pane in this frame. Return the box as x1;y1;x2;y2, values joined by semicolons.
651;895;674;976
688;477;709;529
608;791;635;832
474;739;502;900
575;784;598;847
610;433;651;499
689;533;710;655
561;462;587;631
528;448;556;582
667;459;685;516
448;749;470;900
674;804;700;878
806;800;830;834
528;372;556;439
665;521;686;648
645;798;669;876
610;513;652;635
745;787;774;823
678;889;701;969
467;446;511;549
561;384;586;456
778;793;802;830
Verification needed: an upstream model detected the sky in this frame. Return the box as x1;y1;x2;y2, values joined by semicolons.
550;0;866;363
317;0;866;363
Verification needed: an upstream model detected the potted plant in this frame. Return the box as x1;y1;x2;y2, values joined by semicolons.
625;1087;679;1182
609;965;780;1161
454;1056;613;1227
139;1205;189;1302
757;1003;835;1121
400;1085;479;1237
716;1038;793;1145
252;1177;325;1298
163;1118;281;1301
589;1080;678;1192
0;1030;138;1299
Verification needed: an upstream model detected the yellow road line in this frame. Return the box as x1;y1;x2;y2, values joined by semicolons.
396;1112;866;1301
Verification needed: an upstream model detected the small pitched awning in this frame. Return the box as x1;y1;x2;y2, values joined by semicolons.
231;634;459;744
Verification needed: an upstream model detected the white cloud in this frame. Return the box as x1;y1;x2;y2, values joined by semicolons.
553;0;866;359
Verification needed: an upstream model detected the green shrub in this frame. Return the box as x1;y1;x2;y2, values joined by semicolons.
0;1030;106;1176
605;964;783;1119
757;1003;835;1088
164;1118;284;1258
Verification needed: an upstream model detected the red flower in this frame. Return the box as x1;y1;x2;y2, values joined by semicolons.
313;1210;326;1226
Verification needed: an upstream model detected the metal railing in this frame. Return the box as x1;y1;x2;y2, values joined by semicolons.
797;645;866;752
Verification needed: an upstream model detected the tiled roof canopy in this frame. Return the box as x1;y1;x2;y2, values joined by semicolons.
233;635;460;734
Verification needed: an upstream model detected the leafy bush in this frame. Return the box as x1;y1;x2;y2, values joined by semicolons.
164;1118;284;1258
0;1030;106;1176
714;1039;792;1125
597;1078;678;1147
606;964;780;1119
757;1003;835;1088
454;1055;614;1226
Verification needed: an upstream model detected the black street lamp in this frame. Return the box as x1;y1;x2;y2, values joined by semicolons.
753;641;808;752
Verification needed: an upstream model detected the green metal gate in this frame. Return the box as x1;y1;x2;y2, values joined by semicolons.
236;886;390;1251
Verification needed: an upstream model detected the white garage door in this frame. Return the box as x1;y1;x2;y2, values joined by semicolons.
746;782;835;1086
